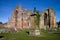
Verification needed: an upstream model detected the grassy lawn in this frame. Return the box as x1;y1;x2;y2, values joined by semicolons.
0;29;60;40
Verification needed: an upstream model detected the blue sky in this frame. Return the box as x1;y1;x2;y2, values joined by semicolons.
0;0;60;23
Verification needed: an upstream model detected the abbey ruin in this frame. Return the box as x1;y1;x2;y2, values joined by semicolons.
7;5;56;30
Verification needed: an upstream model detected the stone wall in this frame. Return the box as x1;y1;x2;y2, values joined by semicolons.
7;5;32;29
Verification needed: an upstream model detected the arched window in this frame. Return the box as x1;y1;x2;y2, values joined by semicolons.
44;13;47;25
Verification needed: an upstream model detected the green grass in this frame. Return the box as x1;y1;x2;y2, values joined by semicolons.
0;29;60;40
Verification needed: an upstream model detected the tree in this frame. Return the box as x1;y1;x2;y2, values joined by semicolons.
0;22;3;24
58;21;60;29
